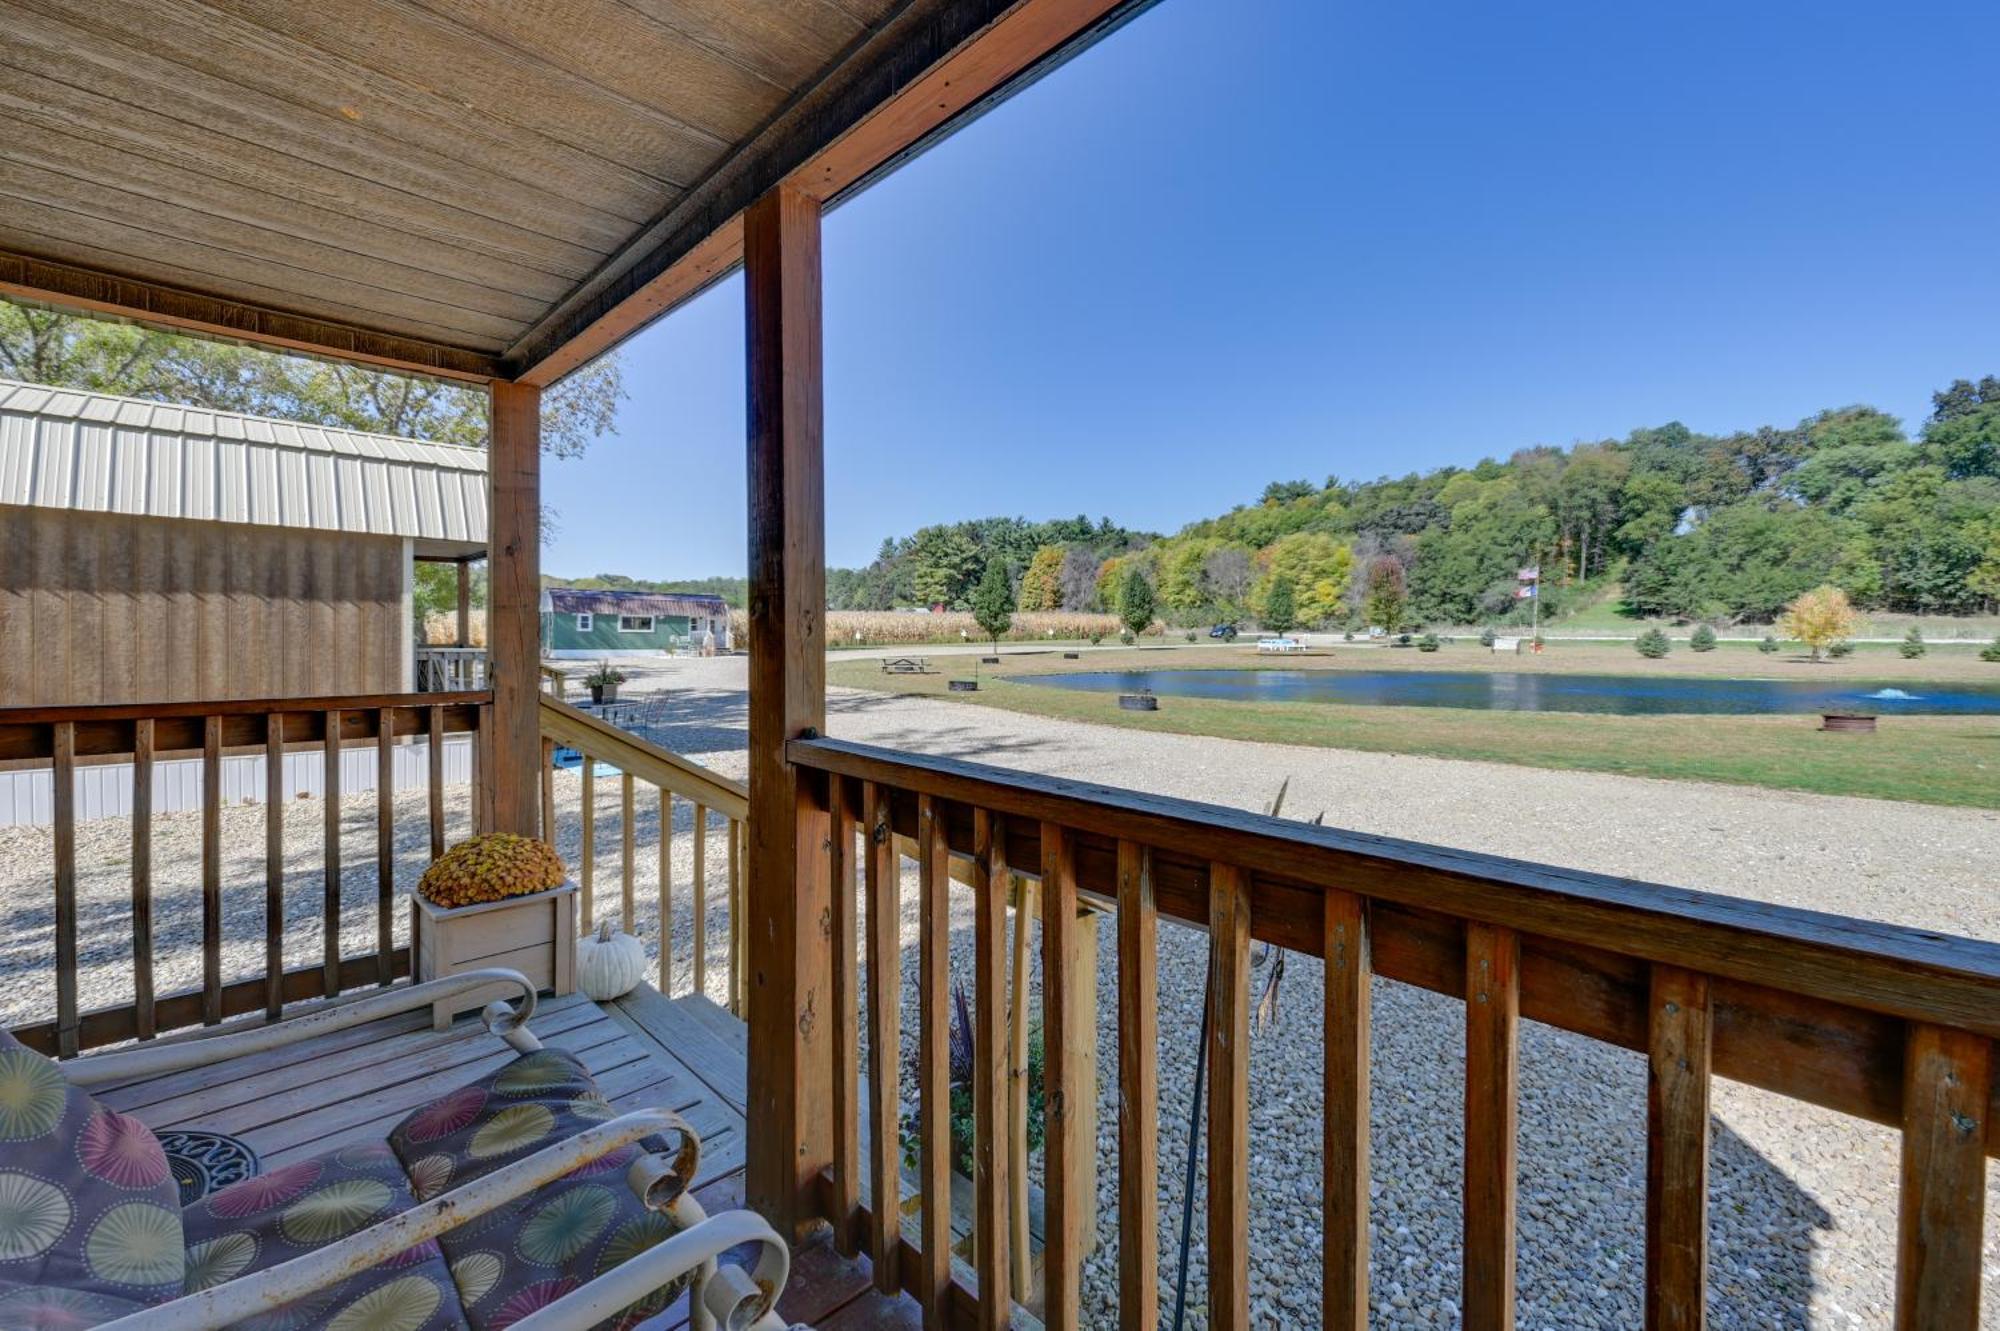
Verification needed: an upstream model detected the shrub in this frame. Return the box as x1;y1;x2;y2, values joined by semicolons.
1343;631;1355;642
1417;632;1441;652
1119;629;1135;646
1828;639;1855;659
1758;635;1780;654
1689;624;1717;652
1089;634;1104;647
1478;626;1497;647
1982;635;2000;662
1899;627;1926;659
1184;629;1197;643
419;834;567;909
1636;627;1671;658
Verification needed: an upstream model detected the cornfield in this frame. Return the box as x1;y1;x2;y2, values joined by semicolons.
421;609;488;646
728;609;1157;650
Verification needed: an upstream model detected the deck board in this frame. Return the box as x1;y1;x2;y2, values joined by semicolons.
112;983;916;1328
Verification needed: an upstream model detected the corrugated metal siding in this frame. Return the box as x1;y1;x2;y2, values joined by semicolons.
0;736;474;828
0;378;487;545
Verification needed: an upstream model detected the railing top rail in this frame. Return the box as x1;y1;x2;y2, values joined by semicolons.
540;694;748;820
790;734;2000;1037
0;691;492;725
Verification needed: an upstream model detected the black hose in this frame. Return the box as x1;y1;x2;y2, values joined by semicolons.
1170;947;1215;1331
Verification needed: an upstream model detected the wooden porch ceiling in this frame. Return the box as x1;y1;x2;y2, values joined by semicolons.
0;0;1156;384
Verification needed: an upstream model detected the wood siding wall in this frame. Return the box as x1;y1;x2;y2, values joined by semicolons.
0;506;409;705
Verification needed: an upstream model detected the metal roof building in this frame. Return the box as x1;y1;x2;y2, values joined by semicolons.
0;378;488;557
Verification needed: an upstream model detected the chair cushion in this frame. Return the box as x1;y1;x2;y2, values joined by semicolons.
387;1049;691;1331
0;1027;185;1312
180;1140;465;1331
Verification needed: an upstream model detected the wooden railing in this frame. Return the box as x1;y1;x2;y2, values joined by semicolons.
415;645;488;692
0;692;490;1058
788;735;2000;1331
538;694;748;1008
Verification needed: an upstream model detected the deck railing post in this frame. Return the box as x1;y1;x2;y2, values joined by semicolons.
486;379;542;838
743;181;832;1236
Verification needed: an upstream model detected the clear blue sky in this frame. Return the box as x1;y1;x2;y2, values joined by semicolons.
541;0;2000;579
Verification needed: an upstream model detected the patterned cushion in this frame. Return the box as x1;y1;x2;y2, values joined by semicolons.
180;1141;465;1331
0;1027;185;1315
387;1050;691;1331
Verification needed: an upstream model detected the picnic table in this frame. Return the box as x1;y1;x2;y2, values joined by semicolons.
880;656;936;674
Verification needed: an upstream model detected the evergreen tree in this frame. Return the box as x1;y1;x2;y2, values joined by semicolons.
1689;623;1717;652
1636;627;1672;658
971;560;1015;650
1118;564;1156;638
1900;626;1927;659
1262;575;1297;634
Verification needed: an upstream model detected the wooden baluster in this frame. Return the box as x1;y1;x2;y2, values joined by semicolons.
473;701;491;835
658;790;674;992
829;775;860;1257
263;714;284;1020
1009;871;1036;1304
729;818;745;1013
427;705;445;858
540;737;555;842
322;708;342;998
918;794;952;1328
621;771;636;930
1207;863;1251;1331
52;721;78;1058
202;714;223;1025
1646;966;1710;1331
1041;821;1082;1331
692;805;707;1000
1895;1023;1990;1331
377;707;395;986
579;752;596;931
972;808;1011;1327
863;781;901;1293
131;719;156;1040
1324;889;1371;1331
1116;840;1158;1331
1464;922;1519;1331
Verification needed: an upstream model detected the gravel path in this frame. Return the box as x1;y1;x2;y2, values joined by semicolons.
5;655;1993;1327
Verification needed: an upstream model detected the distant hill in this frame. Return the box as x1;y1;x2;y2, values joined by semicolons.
828;376;2000;629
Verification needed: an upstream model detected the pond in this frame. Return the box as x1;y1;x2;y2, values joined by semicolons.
1015;668;2000;716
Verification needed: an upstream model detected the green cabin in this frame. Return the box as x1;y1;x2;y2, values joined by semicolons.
540;588;732;657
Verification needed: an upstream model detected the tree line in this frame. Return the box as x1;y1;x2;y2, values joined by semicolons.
834;376;2000;630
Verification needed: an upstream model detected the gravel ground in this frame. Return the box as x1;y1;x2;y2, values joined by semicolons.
5;654;1994;1328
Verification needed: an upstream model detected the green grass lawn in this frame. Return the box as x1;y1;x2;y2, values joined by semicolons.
829;645;2000;808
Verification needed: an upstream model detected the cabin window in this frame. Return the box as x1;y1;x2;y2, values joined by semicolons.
618;615;656;633
575;613;593;632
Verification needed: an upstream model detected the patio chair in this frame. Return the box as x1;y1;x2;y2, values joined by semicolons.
0;970;798;1331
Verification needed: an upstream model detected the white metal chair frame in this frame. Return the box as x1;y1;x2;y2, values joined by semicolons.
61;970;792;1331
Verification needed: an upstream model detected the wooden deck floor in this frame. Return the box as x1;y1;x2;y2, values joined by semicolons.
94;983;920;1329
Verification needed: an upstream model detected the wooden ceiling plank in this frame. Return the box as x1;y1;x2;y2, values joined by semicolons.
616;0;868;89
9;0;676;229
0;121;574;309
0;251;502;382
0;73;609;284
0;210;521;350
183;0;734;180
509;0;1159;381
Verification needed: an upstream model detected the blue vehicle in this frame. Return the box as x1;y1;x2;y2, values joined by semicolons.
1208;623;1239;641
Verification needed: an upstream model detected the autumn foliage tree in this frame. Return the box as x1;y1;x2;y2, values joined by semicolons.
1016;544;1066;612
1361;556;1408;632
1778;584;1863;662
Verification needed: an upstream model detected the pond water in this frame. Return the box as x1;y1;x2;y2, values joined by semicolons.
1016;669;2000;716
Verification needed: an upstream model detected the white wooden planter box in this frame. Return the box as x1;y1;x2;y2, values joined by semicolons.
414;883;577;1028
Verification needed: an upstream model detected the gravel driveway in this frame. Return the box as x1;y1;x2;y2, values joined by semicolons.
3;654;1992;1327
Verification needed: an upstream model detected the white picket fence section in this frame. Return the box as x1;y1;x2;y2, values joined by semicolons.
0;736;474;828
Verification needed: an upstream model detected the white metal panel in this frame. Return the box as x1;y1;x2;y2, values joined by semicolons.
335;454;368;532
73;423;114;511
146;430;182;518
111;427;148;514
182;425;216;521
31;417;74;507
0;412;34;503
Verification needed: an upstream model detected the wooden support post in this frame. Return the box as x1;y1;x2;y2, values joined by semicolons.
972;809;1011;1329
1207;863;1251;1331
377;708;395;986
322;708;342;999
52;722;77;1058
263;715;283;1021
1116;841;1158;1331
1464;922;1519;1331
1009;873;1036;1305
918;796;952;1327
1041;822;1082;1331
427;705;445;859
202;715;222;1025
1646;966;1710;1331
864;782;901;1294
1895;1023;1990;1331
744;181;831;1235
830;776;861;1257
1324;890;1371;1331
455;558;472;647
486;380;542;836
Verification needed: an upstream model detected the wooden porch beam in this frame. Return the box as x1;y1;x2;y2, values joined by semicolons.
743;183;832;1235
508;0;1160;386
484;380;542;837
0;250;500;383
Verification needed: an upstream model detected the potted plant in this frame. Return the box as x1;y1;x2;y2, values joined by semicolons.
583;659;627;704
413;833;577;1028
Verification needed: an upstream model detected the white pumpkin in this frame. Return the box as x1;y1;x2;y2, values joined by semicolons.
577;919;646;1000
